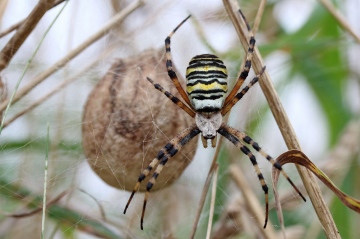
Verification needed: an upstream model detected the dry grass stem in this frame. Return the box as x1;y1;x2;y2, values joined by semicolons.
206;165;219;239
0;0;145;113
230;165;277;239
252;0;267;35
0;0;66;38
0;0;9;22
222;0;340;238
0;0;56;72
190;162;218;239
2;43;115;128
319;0;360;44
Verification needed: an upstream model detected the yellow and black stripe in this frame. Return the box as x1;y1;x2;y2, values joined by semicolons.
186;54;228;112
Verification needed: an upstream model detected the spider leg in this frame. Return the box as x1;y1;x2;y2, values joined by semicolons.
227;125;307;202
147;77;195;118
124;123;200;230
223;9;256;107
165;15;194;108
221;66;266;116
217;124;269;228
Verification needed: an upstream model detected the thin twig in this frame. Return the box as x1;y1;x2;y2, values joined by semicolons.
0;0;145;113
6;191;67;218
222;0;340;238
318;0;360;44
41;122;50;239
0;0;56;72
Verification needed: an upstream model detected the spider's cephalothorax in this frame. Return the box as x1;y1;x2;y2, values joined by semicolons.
124;11;306;230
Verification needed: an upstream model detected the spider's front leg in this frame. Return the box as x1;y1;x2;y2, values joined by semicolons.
124;123;200;230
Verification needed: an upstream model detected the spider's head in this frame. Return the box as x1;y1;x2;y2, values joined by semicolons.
195;112;222;148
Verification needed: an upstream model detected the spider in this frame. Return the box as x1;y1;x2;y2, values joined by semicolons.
123;10;306;230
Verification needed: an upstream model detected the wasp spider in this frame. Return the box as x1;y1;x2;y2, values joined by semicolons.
124;10;306;230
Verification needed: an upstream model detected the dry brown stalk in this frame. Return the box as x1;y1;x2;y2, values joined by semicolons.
205;165;219;239
0;0;66;38
1;41;117;128
222;0;340;238
0;0;145;113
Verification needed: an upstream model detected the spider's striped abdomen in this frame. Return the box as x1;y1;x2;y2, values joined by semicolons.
186;54;228;112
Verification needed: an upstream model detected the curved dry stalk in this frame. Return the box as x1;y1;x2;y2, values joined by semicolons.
78;189;107;222
0;0;145;113
318;0;360;44
0;0;56;72
304;118;360;238
222;0;340;238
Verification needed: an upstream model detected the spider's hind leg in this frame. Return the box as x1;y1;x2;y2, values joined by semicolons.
237;130;306;202
221;124;306;202
124;123;200;230
218;124;270;228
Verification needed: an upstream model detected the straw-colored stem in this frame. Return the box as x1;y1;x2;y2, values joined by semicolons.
252;0;267;35
318;0;360;44
205;164;219;239
222;0;340;238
